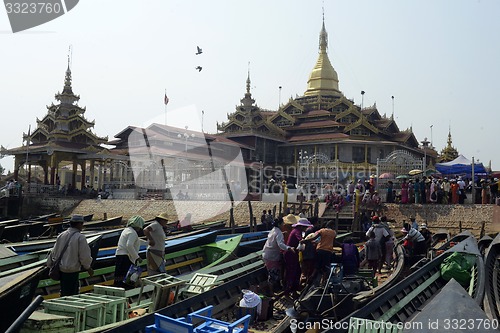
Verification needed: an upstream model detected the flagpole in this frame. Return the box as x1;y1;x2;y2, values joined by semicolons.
202;110;204;133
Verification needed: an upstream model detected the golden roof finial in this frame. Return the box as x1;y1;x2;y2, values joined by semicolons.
305;11;340;97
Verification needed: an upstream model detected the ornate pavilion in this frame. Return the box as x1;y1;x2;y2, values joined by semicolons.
6;63;118;192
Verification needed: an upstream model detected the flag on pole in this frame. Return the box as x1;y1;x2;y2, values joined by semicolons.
164;93;169;105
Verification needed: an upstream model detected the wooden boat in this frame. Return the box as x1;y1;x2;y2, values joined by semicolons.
0;218;19;227
333;236;485;332
403;279;495;332
0;224;4;240
83;216;123;229
44;215;123;230
0;266;47;333
77;253;268;333
429;229;474;259
288;243;406;322
94;230;219;268
478;234;494;256
483;232;500;321
430;229;449;248
217;231;269;257
215;223;268;235
0;235;102;279
6;228;121;254
36;233;241;299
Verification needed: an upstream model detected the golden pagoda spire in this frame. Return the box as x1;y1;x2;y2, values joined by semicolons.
304;12;341;97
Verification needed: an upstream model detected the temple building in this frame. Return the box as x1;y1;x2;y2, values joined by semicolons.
217;18;431;189
6;62;116;191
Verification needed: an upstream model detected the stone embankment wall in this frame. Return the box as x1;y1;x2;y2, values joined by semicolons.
69;199;500;237
385;203;500;237
72;199;280;225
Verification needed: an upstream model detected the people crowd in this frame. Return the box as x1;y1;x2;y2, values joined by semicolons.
388;176;500;205
261;209;436;301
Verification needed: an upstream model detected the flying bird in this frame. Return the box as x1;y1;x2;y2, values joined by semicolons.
195;66;202;72
196;46;202;55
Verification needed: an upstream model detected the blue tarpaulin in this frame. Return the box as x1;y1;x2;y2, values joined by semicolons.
435;155;487;175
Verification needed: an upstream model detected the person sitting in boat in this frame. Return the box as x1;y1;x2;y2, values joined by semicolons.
339;237;360;276
178;213;193;231
114;215;145;289
262;217;295;295
419;223;432;252
402;222;426;256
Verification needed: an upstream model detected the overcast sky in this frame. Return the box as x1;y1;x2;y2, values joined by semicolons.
1;0;499;173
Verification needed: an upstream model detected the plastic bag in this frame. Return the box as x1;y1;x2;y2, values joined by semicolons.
440;252;475;287
124;264;143;286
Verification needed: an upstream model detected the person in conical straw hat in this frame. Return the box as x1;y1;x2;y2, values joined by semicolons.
144;213;169;276
283;213;299;243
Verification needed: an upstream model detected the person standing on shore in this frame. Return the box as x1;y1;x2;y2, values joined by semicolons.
114;215;145;288
144;213;169;276
47;214;94;296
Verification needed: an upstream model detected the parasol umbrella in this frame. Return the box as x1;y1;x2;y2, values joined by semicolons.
425;169;438;176
408;169;423;176
379;172;395;179
396;175;410;179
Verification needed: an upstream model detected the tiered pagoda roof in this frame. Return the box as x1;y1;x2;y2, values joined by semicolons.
27;64;108;148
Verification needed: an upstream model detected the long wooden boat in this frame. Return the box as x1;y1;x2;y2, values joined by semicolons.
0;224;4;240
0;218;19;227
0;266;47;333
0;235;102;278
6;228;121;254
479;234;494;256
288;243;406;322
94;230;219;268
81;254;268;333
37;233;241;299
331;235;485;332
483;232;500;321
82;216;123;229
430;229;449;248
403;279;495;332
44;215;123;230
